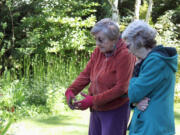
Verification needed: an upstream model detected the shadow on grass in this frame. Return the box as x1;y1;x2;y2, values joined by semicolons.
34;115;88;127
175;111;180;121
175;103;180;123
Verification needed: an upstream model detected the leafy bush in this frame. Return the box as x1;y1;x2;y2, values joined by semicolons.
0;0;97;77
155;10;180;47
154;10;180;101
46;85;67;115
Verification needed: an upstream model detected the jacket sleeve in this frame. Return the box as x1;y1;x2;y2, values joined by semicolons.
66;48;97;95
128;56;166;104
93;52;136;106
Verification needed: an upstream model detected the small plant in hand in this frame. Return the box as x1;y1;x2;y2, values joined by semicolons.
74;93;93;110
66;91;93;110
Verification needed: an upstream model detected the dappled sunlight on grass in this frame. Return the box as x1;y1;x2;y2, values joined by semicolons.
175;103;180;135
175;111;180;122
35;115;88;127
8;110;90;135
35;115;73;125
7;103;180;135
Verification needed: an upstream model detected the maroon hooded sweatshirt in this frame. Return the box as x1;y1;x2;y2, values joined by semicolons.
67;38;136;111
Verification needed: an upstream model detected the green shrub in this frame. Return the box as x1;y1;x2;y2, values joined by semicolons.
154;10;180;101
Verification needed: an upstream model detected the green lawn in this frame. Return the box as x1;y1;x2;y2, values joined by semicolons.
7;110;90;135
175;103;180;135
7;103;180;135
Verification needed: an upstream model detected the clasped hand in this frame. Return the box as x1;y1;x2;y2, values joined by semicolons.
136;97;150;111
65;90;93;110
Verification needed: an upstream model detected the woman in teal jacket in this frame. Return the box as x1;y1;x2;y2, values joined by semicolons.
122;20;178;135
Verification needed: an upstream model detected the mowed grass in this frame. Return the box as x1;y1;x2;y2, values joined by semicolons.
8;110;90;135
175;103;180;135
7;103;180;135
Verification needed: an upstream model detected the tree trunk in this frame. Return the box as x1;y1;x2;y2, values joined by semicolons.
146;0;153;23
134;0;141;20
108;0;119;23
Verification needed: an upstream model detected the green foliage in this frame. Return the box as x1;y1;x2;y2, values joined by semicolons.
154;10;180;101
20;0;97;54
0;0;97;77
1;0;180;130
0;119;13;135
153;0;180;22
155;10;180;47
46;85;67;115
172;5;180;24
0;52;88;122
118;0;135;17
119;15;134;32
175;84;180;103
93;0;111;20
139;0;148;19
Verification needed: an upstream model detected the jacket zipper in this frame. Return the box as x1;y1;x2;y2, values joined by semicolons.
94;57;108;94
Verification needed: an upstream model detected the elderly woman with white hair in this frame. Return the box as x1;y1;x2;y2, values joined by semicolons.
122;20;178;135
65;18;136;135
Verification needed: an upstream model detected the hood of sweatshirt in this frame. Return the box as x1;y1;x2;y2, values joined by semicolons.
150;45;178;72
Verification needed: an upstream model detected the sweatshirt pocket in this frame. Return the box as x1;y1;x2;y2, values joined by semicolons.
134;112;144;133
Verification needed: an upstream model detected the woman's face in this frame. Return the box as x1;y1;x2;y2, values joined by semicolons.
125;40;150;60
125;41;139;56
94;31;116;53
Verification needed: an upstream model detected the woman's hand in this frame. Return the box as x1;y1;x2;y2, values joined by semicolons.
65;89;76;110
136;97;150;111
74;93;93;110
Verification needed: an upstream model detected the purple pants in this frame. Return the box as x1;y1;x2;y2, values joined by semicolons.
89;102;130;135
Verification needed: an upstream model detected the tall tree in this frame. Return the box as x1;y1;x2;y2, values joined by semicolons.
146;0;153;22
108;0;119;23
134;0;141;20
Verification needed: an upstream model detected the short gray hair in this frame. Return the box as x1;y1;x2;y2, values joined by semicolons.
122;20;157;49
91;18;120;41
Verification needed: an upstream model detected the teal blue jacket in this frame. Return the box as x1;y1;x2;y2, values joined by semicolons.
128;46;178;135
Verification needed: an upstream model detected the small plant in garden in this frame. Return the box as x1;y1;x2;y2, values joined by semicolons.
0;119;13;135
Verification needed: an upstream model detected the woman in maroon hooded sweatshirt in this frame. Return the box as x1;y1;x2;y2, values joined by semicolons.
65;18;135;135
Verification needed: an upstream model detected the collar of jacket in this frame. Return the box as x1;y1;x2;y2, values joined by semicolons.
104;38;124;57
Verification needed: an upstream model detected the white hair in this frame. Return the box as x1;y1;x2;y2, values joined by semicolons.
122;20;157;49
91;18;120;41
